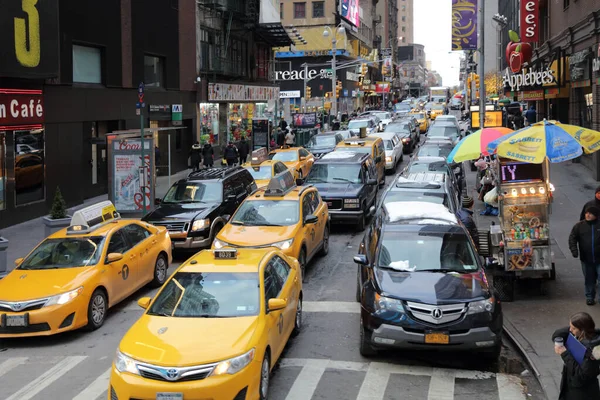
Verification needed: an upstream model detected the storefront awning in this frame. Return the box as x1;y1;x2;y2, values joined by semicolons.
255;23;292;47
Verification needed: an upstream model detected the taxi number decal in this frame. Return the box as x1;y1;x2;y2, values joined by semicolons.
121;265;129;280
278;314;284;334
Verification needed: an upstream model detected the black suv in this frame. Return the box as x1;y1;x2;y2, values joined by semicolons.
143;167;256;251
304;151;378;230
354;202;502;359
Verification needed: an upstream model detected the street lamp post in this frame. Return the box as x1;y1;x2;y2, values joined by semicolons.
323;24;346;120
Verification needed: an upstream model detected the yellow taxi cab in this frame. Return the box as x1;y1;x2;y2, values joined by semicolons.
410;111;430;133
243;148;290;188
427;103;446;120
335;134;385;187
0;201;172;337
268;147;314;180
109;247;302;400
213;170;329;280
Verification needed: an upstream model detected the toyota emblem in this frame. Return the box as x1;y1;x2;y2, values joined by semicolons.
12;303;22;311
166;369;178;379
431;308;443;320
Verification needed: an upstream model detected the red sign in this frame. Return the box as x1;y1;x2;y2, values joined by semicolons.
520;0;539;43
375;82;390;93
0;89;44;125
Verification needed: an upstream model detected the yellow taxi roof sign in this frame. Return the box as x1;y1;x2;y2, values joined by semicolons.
264;170;296;197
68;201;120;234
251;147;269;166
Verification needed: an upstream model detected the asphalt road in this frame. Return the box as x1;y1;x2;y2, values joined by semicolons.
0;119;538;400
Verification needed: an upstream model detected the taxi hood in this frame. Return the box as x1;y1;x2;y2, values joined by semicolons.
219;224;298;247
120;315;260;366
0;267;92;301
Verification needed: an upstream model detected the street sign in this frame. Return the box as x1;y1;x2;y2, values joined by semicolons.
381;48;392;57
137;82;145;109
135;102;146;109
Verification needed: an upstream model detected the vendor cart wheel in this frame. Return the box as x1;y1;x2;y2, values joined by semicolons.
493;276;515;302
549;262;556;281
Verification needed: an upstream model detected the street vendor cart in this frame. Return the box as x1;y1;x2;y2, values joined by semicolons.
486;157;556;301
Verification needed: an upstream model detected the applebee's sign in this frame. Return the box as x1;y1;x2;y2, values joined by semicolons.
274;68;333;81
503;67;555;91
520;0;539;43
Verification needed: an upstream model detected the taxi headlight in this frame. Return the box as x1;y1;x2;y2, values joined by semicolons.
467;297;495;314
191;219;210;232
210;348;255;376
212;238;231;249
45;287;84;307
114;350;140;375
270;239;294;250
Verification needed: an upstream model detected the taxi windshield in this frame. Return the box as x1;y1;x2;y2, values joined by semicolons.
348;120;369;129
306;163;362;184
232;200;299;226
19;237;105;270
307;135;337;148
413;113;425;119
269;151;298;162
246;166;272;180
163;182;222;204
148;272;259;318
377;231;478;273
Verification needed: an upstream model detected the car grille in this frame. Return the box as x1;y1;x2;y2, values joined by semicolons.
405;301;466;325
151;221;189;233
0;322;51;334
137;362;216;382
323;198;343;210
0;298;49;312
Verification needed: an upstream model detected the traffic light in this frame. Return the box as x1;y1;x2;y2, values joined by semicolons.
336;81;342;98
382;64;388;75
361;63;368;76
475;74;480;89
467;73;472;87
305;86;311;99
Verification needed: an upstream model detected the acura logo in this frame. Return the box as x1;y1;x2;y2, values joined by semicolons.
157;327;168;335
431;308;443;320
166;369;178;380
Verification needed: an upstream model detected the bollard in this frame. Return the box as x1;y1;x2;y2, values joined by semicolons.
0;236;8;278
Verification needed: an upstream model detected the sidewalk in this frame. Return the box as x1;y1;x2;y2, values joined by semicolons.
0;168;194;276
468;161;600;400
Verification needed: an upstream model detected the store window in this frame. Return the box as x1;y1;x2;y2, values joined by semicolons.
73;45;102;84
294;2;306;18
0;133;5;210
144;55;164;88
199;103;219;143
14;129;45;206
228;103;268;142
312;2;324;18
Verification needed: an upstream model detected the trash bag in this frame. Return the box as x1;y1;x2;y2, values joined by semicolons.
484;187;498;206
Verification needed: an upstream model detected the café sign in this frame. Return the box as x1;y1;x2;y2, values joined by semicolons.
503;66;556;91
274;68;333;81
0;90;45;125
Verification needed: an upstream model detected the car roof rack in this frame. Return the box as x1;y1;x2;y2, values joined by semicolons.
187;166;243;180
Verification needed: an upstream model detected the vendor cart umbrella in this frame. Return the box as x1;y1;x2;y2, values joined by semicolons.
446;127;514;163
486;120;600;164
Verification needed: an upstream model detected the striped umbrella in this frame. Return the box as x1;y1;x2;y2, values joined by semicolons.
446;127;514;163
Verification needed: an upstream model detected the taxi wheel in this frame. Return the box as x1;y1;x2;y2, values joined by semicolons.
150;254;168;288
319;226;330;256
259;352;271;400
86;289;107;331
299;248;307;283
292;298;302;336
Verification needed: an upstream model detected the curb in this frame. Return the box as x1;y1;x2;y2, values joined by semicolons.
502;317;558;400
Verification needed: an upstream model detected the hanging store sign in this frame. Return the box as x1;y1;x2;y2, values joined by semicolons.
520;0;539;43
208;83;279;102
0;89;45;125
569;49;591;82
274;68;333;81
503;66;556;91
451;0;478;51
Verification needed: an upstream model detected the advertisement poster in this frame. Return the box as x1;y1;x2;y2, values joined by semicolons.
375;82;391;93
506;246;551;271
252;119;270;150
339;0;359;27
451;0;478;51
293;113;317;127
111;139;153;213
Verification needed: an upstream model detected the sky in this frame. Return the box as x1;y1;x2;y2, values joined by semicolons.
414;0;462;87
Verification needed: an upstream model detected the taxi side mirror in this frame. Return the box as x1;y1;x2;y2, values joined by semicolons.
138;297;151;310
106;253;123;263
304;215;318;225
268;298;287;312
15;257;23;266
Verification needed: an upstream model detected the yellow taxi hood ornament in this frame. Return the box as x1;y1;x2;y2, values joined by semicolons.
265;170;296;197
250;148;268;166
68;201;120;234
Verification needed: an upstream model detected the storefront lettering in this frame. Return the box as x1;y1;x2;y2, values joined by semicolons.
520;0;539;43
0;93;44;124
501;165;517;181
118;141;141;151
14;0;41;67
274;68;333;81
503;67;555;91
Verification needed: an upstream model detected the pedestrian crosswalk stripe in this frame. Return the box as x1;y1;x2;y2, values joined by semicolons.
5;355;86;400
427;368;455;400
497;374;526;400
284;358;329;400
0;357;27;378
356;362;390;400
72;367;111;400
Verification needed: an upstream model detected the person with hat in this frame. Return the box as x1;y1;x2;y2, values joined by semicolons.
569;206;600;305
457;195;479;251
580;186;600;221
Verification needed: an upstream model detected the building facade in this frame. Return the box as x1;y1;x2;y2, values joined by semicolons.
0;0;198;228
397;0;414;44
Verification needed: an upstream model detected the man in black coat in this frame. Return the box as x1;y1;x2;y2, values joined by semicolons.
189;142;202;172
223;142;239;167
237;137;250;165
580;186;600;221
569;206;600;305
456;195;479;250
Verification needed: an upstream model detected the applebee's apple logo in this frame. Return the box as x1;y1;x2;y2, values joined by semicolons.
506;30;533;73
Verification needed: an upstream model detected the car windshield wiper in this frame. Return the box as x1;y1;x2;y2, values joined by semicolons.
149;311;172;317
333;177;355;183
195;315;232;318
259;222;284;227
178;200;205;204
418;268;468;274
230;220;247;226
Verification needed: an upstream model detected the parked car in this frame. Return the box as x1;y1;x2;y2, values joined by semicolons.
450;97;463;110
354;202;503;360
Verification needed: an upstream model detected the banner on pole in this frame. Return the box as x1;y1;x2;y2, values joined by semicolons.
451;0;478;51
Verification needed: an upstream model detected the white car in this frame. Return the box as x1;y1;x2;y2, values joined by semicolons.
434;115;460;130
370;131;404;172
360;111;394;131
347;118;379;136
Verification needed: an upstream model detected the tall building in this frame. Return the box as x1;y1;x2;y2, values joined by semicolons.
397;0;414;44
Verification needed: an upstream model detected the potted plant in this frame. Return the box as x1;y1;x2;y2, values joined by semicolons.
43;187;71;237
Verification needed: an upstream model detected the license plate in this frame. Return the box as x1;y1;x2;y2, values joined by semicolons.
6;315;27;327
156;393;183;400
424;332;449;344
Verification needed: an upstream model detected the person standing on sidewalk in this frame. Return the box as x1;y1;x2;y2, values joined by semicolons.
202;143;214;168
189;142;202;172
457;195;479;251
569;206;600;305
552;312;600;399
237;136;250;165
223;142;239;167
285;128;295;148
580;186;600;221
524;105;537;126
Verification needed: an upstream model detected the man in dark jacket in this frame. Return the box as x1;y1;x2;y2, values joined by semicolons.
189;142;202;172
279;117;288;132
237;136;250;165
580;186;600;221
223;142;239;167
524;105;537;126
569;206;600;305
202;143;214;168
457;195;479;250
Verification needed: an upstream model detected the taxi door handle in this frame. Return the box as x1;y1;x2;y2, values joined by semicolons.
152;240;157;245
130;254;136;260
